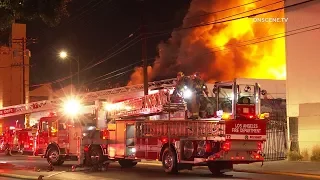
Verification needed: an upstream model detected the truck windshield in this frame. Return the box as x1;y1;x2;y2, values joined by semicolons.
237;84;255;104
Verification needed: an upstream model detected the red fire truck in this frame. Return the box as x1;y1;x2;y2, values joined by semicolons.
33;112;97;165
0;77;268;175
77;78;267;174
0;78;176;164
0;126;35;155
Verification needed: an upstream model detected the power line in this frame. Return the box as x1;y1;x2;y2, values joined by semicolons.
74;0;287;72
183;24;320;60
185;0;263;19
30;1;279;87
146;0;313;35
84;60;142;85
143;0;284;38
89;68;135;85
30;23;319;88
85;57;156;85
30;0;312;87
82;26;141;69
145;0;263;28
87;23;320;86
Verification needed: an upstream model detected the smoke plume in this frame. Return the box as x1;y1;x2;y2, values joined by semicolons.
127;0;286;85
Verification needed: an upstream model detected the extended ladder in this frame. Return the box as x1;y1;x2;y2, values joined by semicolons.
0;78;178;118
105;89;186;119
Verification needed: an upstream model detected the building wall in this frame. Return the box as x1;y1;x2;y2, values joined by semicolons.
285;0;320;155
0;23;30;132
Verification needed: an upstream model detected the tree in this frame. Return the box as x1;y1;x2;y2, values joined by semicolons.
0;0;72;32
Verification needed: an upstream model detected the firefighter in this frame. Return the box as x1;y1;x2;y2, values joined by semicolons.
171;72;192;103
192;72;209;118
171;72;199;119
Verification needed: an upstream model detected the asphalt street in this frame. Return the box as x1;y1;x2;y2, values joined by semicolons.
0;154;318;180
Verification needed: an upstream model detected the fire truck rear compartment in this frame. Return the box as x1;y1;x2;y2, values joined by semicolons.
179;140;263;165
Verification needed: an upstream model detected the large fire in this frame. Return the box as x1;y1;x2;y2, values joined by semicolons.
127;0;286;85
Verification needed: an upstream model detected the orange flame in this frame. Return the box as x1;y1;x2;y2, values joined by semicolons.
128;0;286;85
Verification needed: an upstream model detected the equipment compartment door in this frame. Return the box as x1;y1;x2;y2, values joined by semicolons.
68;126;82;154
125;124;135;157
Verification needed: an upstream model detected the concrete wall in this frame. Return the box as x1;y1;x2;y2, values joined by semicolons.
285;0;320;155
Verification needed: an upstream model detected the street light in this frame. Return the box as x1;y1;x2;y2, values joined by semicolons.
58;50;80;89
59;51;67;59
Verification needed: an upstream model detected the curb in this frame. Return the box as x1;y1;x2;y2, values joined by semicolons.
139;161;320;178
0;173;42;180
234;169;320;179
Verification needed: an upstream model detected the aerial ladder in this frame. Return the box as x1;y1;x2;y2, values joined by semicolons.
0;78;178;120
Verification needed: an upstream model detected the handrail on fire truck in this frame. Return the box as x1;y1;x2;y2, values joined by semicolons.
136;120;225;139
0;78;178;119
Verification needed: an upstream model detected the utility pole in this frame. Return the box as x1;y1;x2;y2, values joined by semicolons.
22;37;25;104
70;59;73;94
11;37;37;128
11;38;37;104
141;0;148;96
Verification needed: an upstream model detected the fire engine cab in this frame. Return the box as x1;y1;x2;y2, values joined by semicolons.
78;78;267;174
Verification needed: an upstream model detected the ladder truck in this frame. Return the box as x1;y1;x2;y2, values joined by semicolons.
78;78;268;175
0;78;177;163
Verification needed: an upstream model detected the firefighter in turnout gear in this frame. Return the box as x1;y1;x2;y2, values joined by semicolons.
192;72;209;118
171;72;192;103
171;72;198;119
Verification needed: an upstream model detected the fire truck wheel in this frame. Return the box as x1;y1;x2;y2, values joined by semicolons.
47;148;64;166
118;160;137;168
89;146;103;166
208;162;232;175
162;147;178;174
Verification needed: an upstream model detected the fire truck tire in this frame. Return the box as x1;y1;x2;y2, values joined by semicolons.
89;146;104;166
208;162;232;175
118;160;137;168
47;148;64;166
162;147;178;174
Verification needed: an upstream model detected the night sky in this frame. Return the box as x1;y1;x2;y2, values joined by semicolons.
22;0;190;91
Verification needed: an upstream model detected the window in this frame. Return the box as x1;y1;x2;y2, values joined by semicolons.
237;84;255;104
217;85;233;113
41;121;48;131
58;123;67;130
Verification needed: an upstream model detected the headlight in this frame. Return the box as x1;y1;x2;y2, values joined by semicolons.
183;141;194;159
183;89;192;99
82;133;87;136
128;147;136;156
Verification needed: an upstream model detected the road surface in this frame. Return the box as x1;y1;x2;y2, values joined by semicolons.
0;154;317;180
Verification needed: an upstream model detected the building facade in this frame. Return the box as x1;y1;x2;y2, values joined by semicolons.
0;23;30;133
285;0;320;155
